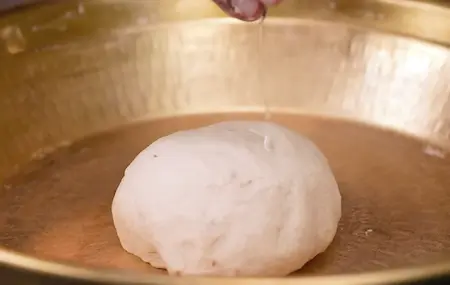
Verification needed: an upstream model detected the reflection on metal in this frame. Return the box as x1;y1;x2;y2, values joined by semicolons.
0;25;26;54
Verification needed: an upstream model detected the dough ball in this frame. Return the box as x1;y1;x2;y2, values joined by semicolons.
112;121;341;277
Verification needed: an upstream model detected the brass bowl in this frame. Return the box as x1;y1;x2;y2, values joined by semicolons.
1;0;450;284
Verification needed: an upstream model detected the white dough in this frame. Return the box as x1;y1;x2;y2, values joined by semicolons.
112;121;341;277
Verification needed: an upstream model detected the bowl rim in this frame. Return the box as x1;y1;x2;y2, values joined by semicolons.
1;249;450;284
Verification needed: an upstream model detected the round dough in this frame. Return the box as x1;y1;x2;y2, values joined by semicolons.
112;121;341;277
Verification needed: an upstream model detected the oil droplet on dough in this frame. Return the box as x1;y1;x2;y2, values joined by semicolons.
264;136;274;151
1;25;26;54
249;128;264;137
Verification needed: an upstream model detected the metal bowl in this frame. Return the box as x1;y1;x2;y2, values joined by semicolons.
1;0;450;284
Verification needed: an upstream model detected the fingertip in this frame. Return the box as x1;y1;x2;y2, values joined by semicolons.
231;1;266;22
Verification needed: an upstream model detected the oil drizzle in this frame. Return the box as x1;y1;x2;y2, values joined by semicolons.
258;7;271;121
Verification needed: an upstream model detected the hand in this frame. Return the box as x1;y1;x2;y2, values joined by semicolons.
212;0;282;21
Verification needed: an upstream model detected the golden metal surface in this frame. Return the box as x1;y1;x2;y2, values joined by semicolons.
1;114;450;276
1;0;450;284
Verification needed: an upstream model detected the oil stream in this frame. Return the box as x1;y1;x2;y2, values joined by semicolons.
258;9;271;121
